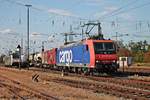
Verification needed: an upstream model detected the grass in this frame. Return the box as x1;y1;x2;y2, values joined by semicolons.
134;63;150;67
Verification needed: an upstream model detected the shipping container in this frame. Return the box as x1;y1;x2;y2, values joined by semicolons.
47;48;57;65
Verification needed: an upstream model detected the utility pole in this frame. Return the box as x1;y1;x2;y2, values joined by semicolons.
62;25;82;45
64;33;68;45
64;25;72;45
115;32;118;42
25;4;32;67
98;22;102;36
82;28;84;40
21;38;23;55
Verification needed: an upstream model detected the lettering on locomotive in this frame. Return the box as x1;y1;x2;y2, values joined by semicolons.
59;50;73;64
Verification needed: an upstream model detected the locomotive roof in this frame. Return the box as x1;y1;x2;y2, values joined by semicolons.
58;39;114;49
59;41;83;48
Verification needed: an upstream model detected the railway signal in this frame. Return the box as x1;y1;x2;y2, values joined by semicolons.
17;45;21;70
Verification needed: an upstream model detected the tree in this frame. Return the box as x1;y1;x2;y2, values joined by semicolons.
127;40;149;63
117;48;132;57
144;50;150;63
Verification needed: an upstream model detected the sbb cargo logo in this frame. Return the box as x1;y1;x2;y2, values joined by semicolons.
59;50;73;63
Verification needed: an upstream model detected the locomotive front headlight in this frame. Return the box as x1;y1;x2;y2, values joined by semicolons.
112;60;116;62
96;60;99;63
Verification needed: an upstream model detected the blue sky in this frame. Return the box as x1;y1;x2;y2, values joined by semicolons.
0;0;150;54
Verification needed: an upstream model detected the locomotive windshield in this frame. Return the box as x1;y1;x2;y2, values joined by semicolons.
94;42;116;54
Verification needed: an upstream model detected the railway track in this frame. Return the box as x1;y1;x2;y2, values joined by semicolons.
1;66;150;99
29;67;150;100
0;82;31;100
49;77;150;100
84;76;150;90
29;67;150;90
119;67;150;75
0;74;59;100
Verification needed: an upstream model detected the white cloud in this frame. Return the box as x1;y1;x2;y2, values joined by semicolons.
94;11;108;18
93;5;133;21
31;32;54;40
104;6;118;12
94;6;118;18
48;8;74;16
31;32;40;36
0;29;12;34
119;13;133;21
84;0;103;6
31;32;46;38
0;28;19;35
28;3;76;17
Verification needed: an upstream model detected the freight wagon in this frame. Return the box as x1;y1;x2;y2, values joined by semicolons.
4;50;27;67
41;48;57;68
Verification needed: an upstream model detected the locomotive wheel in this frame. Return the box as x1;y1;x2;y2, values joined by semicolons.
89;68;94;76
78;68;82;74
75;67;79;73
69;67;74;73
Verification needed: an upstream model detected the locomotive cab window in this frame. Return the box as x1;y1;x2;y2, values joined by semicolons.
105;42;116;54
94;42;104;54
94;42;116;54
105;43;115;50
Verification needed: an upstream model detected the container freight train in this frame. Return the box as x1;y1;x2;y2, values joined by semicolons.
31;39;118;73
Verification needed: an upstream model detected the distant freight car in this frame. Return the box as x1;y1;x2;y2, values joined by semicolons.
42;48;57;68
29;52;42;67
4;50;27;67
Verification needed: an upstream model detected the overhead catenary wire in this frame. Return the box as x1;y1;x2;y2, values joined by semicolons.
3;0;150;25
3;0;91;35
2;0;85;35
102;1;150;19
4;0;86;20
97;0;138;20
64;0;83;10
2;0;150;40
5;0;24;6
3;0;150;27
133;34;150;38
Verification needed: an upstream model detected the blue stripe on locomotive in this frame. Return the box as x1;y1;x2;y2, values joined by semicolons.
56;44;90;66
